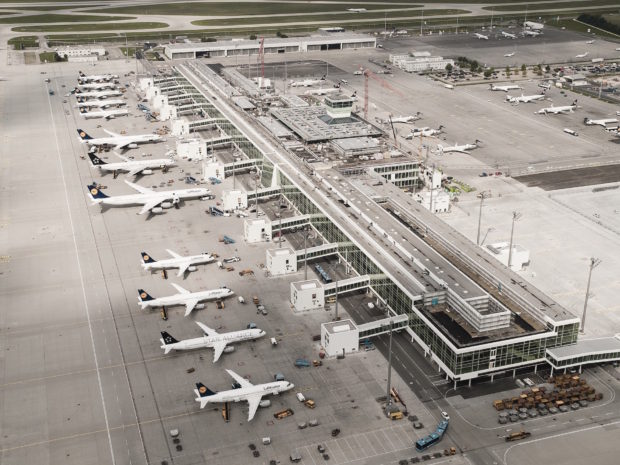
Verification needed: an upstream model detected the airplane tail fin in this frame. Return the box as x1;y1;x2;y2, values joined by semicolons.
195;382;217;408
160;332;178;353
87;184;108;200
87;152;106;166
79;70;85;77
141;252;156;265
78;129;93;140
138;289;155;308
79;108;88;114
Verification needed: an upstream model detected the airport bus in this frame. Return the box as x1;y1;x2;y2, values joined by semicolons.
415;420;449;452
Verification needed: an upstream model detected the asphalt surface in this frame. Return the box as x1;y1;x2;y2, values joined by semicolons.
514;163;620;190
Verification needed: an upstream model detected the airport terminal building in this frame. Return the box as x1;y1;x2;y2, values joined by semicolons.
140;64;619;386
164;33;376;60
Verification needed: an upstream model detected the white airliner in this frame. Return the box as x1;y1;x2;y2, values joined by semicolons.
79;107;129;119
160;321;266;362
347;8;367;13
586;40;595;44
583;117;618;128
75;99;126;109
304;87;340;96
575;52;589;59
73;88;123;99
490;83;522;92
535;100;578;115
138;283;234;316
437;140;480;154
504;51;516;57
77;128;163;151
522;30;540;37
78;70;118;83
391;113;422;124
194;369;294;421
78;82;118;90
474;33;489;40
506;93;546;104
86;180;211;215
141;250;215;277
406;125;444;138
290;76;326;87
87;152;175;178
501;31;517;39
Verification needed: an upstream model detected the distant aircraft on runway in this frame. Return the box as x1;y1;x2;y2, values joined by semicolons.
160;321;265;362
505;92;546;105
138;283;234;316
583;117;618;129
437;140;480;154
586;40;595;44
391;113;422;124
522;30;541;37
194;369;294;421
489;83;522;92
290;75;326;87
141;250;215;277
86;180;210;216
406;125;444;138
501;31;517;39
504;51;516;57
575;52;589;58
535;100;578;115
474;33;489;40
79;107;128;120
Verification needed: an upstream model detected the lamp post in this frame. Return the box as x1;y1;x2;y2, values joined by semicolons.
303;225;309;280
385;301;393;414
507;211;522;269
580;257;601;333
476;191;487;246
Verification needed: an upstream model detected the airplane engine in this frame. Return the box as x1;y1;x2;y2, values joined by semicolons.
223;346;235;353
160;202;173;209
188;265;197;272
195;303;205;310
171;193;181;205
141;169;153;175
127;143;138;149
151;207;164;214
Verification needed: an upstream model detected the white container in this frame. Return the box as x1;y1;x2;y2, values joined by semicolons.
296;392;306;402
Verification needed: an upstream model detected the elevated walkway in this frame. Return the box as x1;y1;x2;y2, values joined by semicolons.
187;118;228;132
295;243;338;262
358;314;409;339
224;157;259;175
324;275;371;297
546;336;620;373
246;186;282;203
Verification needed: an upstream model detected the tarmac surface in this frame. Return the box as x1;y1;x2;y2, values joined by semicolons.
514;164;620;190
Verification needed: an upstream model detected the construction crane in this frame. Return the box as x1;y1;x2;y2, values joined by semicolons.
258;37;265;80
363;68;404;120
388;114;398;148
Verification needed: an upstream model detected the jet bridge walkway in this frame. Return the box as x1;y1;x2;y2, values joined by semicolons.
324;275;372;297
295;243;338;263
358;314;409;339
224;158;260;176
246;186;282;203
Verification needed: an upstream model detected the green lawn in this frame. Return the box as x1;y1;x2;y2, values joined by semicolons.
558;17;620;38
13;21;168;32
86;2;419;16
8;35;38;48
602;13;620;26
39;51;63;62
0;14;136;23
483;0;620;11
0;6;92;11
192;9;469;27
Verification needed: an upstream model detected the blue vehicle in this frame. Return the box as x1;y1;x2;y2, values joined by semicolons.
314;264;332;283
210;206;224;216
209;177;222;185
415;420;448;452
295;358;311;368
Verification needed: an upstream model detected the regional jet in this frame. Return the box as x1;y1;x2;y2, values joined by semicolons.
290;75;326;87
160;321;266;362
490;83;522;92
575;52;589;59
72;88;123;99
78;82;118;90
347;8;367;13
437;140;480;154
391;113;422;124
501;31;517;39
138;283;234;316
75;99;126;109
474;33;489;40
141;250;215;277
586;40;595;44
583;117;618;129
406;125;444;138
535;100;578;115
504;52;516;57
87;152;175;178
78;70;118;83
194;369;294;421
86;180;211;215
77;128;163;151
522;30;540;37
505;92;546;104
79;108;129;119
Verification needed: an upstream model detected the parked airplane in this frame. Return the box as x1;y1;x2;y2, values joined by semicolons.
391;113;422;124
77;128;163;151
87;152;174;178
522;30;540;37
194;369;294;421
583;117;618;128
347;8;367;13
474;33;489;40
535;100;578;115
406;125;444;138
304;87;340;96
78;70;118;83
141;250;215;277
86;180;210;215
75;99;126;109
78;82;118;90
79;108;128;120
72;88;123;99
437;140;480;154
490;83;522;92
290;75;326;87
506;92;546;104
501;31;517;39
160;321;266;362
504;51;516;57
575;52;589;59
538;81;552;90
138;283;234;316
586;40;595;44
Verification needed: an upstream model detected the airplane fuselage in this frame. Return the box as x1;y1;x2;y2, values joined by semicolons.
141;288;234;309
95;158;175;174
162;329;265;353
92;187;210;208
195;382;292;406
76;99;126;109
83;134;163;147
81;109;129;119
143;254;214;272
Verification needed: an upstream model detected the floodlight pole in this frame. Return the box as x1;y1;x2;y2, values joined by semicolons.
476;192;486;246
304;226;308;280
507;211;522;269
580;257;601;333
385;302;393;414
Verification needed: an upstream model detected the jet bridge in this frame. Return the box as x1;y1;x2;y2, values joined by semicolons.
358;314;409;339
246;186;282;203
295;243;338;263
224;158;260;176
324;275;372;297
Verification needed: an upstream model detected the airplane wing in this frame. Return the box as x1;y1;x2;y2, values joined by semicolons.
127;167;145;177
103;128;120;137
195;321;217;336
176;260;191;277
184;299;199;317
245;393;263;422
125;179;154;195
113;151;130;162
211;341;228;363
138;200;162;215
170;282;190;294
226;369;253;389
166;249;182;259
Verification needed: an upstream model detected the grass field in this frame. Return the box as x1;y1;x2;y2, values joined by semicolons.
13;21;168;32
483;0;620;12
87;2;418;16
603;13;620;26
0;5;92;11
192;9;469;27
0;14;135;23
8;35;38;48
39;51;62;62
553;18;620;38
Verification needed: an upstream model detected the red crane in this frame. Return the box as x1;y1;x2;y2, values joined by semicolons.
363;68;404;120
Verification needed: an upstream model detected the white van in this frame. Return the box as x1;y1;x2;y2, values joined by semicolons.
296;392;306;402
